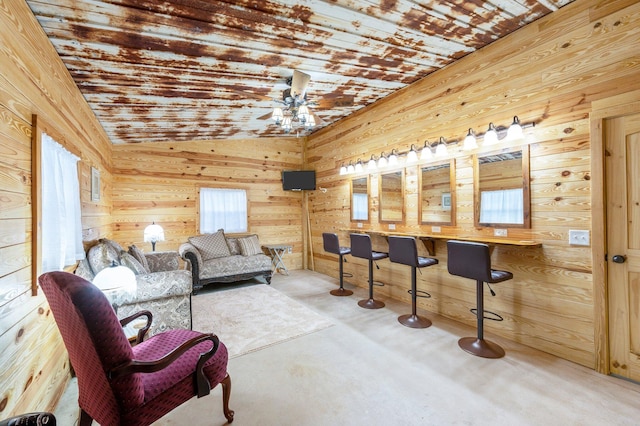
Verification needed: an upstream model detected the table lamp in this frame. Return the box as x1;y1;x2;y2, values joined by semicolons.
144;222;165;251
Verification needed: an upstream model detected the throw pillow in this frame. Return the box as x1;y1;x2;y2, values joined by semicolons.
120;251;148;275
87;242;120;275
128;244;150;272
226;237;241;255
189;229;231;261
238;235;262;256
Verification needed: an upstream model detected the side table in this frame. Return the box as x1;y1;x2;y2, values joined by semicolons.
263;244;292;275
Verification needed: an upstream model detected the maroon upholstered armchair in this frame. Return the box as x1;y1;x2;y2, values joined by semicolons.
39;271;234;425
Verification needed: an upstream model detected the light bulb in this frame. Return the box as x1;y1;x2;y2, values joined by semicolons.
463;128;477;150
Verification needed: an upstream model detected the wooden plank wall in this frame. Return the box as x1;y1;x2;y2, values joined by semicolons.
111;139;305;269
306;0;640;368
0;0;112;417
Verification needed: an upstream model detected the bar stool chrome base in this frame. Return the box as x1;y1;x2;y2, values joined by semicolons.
358;298;385;309
458;337;505;359
330;288;353;296
398;313;431;328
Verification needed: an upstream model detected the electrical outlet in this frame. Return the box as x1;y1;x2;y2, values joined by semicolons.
388;223;396;230
569;230;590;246
494;229;507;237
431;226;441;233
357;222;363;228
287;246;292;254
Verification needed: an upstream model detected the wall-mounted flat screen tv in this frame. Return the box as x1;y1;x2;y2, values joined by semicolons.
282;170;316;191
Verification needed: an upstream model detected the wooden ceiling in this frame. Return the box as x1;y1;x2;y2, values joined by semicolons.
27;0;575;144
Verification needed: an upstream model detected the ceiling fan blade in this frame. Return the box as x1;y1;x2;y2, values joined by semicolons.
290;70;311;98
315;95;354;109
228;88;273;101
258;111;274;120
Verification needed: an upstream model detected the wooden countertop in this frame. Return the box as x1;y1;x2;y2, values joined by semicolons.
343;228;541;255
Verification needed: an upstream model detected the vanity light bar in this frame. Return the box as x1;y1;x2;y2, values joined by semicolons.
338;115;535;175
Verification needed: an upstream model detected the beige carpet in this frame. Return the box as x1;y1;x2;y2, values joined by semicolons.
191;283;334;358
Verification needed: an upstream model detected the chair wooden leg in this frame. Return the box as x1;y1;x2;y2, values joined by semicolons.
221;373;234;423
79;408;93;426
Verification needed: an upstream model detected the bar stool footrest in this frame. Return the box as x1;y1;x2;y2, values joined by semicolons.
408;289;431;299
470;308;503;321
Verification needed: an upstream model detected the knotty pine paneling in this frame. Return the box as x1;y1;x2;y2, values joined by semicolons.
306;0;640;368
111;138;305;269
0;0;112;417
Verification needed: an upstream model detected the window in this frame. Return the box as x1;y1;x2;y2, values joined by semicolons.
41;133;84;272
200;188;247;233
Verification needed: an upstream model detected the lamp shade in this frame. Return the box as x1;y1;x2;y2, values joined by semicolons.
93;263;137;306
144;222;165;243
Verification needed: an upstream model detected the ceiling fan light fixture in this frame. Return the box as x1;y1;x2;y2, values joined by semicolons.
281;115;293;133
298;105;310;123
271;107;283;124
305;114;316;128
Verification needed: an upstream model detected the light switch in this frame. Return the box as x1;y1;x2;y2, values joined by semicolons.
494;229;507;237
431;226;441;233
389;223;396;230
569;230;590;246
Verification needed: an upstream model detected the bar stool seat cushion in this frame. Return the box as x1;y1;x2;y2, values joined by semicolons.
417;257;438;268
490;270;513;283
337;247;351;256
371;251;389;261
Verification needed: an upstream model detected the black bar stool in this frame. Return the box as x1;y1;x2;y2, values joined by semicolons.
388;236;438;328
322;232;354;296
447;240;513;358
350;233;388;309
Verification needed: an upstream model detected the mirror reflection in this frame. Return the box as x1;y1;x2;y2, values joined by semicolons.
475;147;530;228
379;170;404;223
351;176;369;221
419;160;455;225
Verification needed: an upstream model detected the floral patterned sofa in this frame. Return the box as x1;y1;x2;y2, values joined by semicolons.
74;238;192;336
179;230;272;293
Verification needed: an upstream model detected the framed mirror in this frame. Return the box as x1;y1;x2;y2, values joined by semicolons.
351;176;369;222
379;170;405;223
419;159;456;226
474;146;530;228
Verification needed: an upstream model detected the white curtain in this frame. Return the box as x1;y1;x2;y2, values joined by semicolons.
41;133;84;272
200;188;247;233
480;188;524;224
352;193;368;221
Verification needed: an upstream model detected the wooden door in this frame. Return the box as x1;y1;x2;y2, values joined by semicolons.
606;112;640;381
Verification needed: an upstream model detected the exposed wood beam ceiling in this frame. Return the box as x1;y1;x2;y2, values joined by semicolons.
26;0;575;144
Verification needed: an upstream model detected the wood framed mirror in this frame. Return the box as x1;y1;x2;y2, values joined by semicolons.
379;170;405;223
351;176;370;222
419;159;456;226
474;146;530;228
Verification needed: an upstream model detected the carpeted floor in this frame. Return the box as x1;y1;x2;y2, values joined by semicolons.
192;283;333;358
55;270;640;425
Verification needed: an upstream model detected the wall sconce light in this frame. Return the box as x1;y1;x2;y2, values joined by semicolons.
377;152;388;168
421;141;433;161
435;137;448;156
144;222;165;251
346;161;355;174
406;144;419;163
388;149;399;166
339;164;347;175
463;128;478;150
484;123;499;145
506;116;523;141
367;155;377;170
355;159;364;173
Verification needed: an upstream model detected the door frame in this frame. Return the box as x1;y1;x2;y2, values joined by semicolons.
590;89;640;374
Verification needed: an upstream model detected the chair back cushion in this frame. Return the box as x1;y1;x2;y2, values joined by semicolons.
446;240;493;282
322;233;340;255
388;236;418;267
350;233;373;260
39;272;144;423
